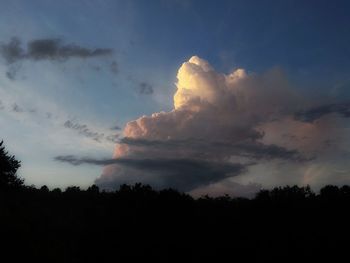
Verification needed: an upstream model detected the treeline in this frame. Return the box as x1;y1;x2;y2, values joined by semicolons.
1;141;350;262
5;180;350;202
2;183;350;262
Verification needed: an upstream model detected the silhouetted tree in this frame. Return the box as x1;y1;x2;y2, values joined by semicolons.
51;187;62;195
340;185;350;196
0;140;23;190
255;189;271;201
87;184;99;194
65;186;81;194
40;185;50;193
320;185;340;199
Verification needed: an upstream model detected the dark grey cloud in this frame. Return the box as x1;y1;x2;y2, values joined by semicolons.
54;155;247;191
120;137;307;161
294;102;350;122
54;137;307;192
64;119;119;143
138;82;154;95
0;37;23;63
55;155;117;166
0;37;112;63
28;38;112;60
64;120;104;142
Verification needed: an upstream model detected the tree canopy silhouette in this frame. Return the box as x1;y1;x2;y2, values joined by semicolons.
0;140;23;189
1;139;350;262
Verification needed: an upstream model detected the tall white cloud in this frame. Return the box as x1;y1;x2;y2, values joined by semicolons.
95;56;342;195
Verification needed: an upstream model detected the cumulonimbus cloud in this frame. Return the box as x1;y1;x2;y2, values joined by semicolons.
90;56;323;193
55;56;345;195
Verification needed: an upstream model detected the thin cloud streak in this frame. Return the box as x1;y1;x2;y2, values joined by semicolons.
120;137;308;161
295;102;350;122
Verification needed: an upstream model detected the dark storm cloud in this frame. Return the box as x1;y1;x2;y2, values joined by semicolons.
120;137;307;161
294;102;350;122
0;37;112;63
138;82;154;95
54;155;247;191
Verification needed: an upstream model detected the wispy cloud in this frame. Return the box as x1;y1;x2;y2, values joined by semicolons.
64;119;119;143
294;102;350;122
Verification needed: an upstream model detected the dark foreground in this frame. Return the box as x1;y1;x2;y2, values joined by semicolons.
1;184;350;262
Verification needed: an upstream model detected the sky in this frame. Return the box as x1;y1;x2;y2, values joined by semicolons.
1;0;350;196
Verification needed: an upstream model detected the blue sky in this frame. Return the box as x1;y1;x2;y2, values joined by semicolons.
1;0;350;193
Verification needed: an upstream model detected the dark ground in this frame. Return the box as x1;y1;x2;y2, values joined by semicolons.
1;183;350;262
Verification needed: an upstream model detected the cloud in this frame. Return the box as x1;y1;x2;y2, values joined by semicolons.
87;56;323;194
55;155;247;191
119;137;307;161
0;37;23;64
64;120;104;142
50;56;344;195
55;155;116;166
138;82;154;95
0;37;112;63
27;39;112;60
294;102;350;122
64;119;119;143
